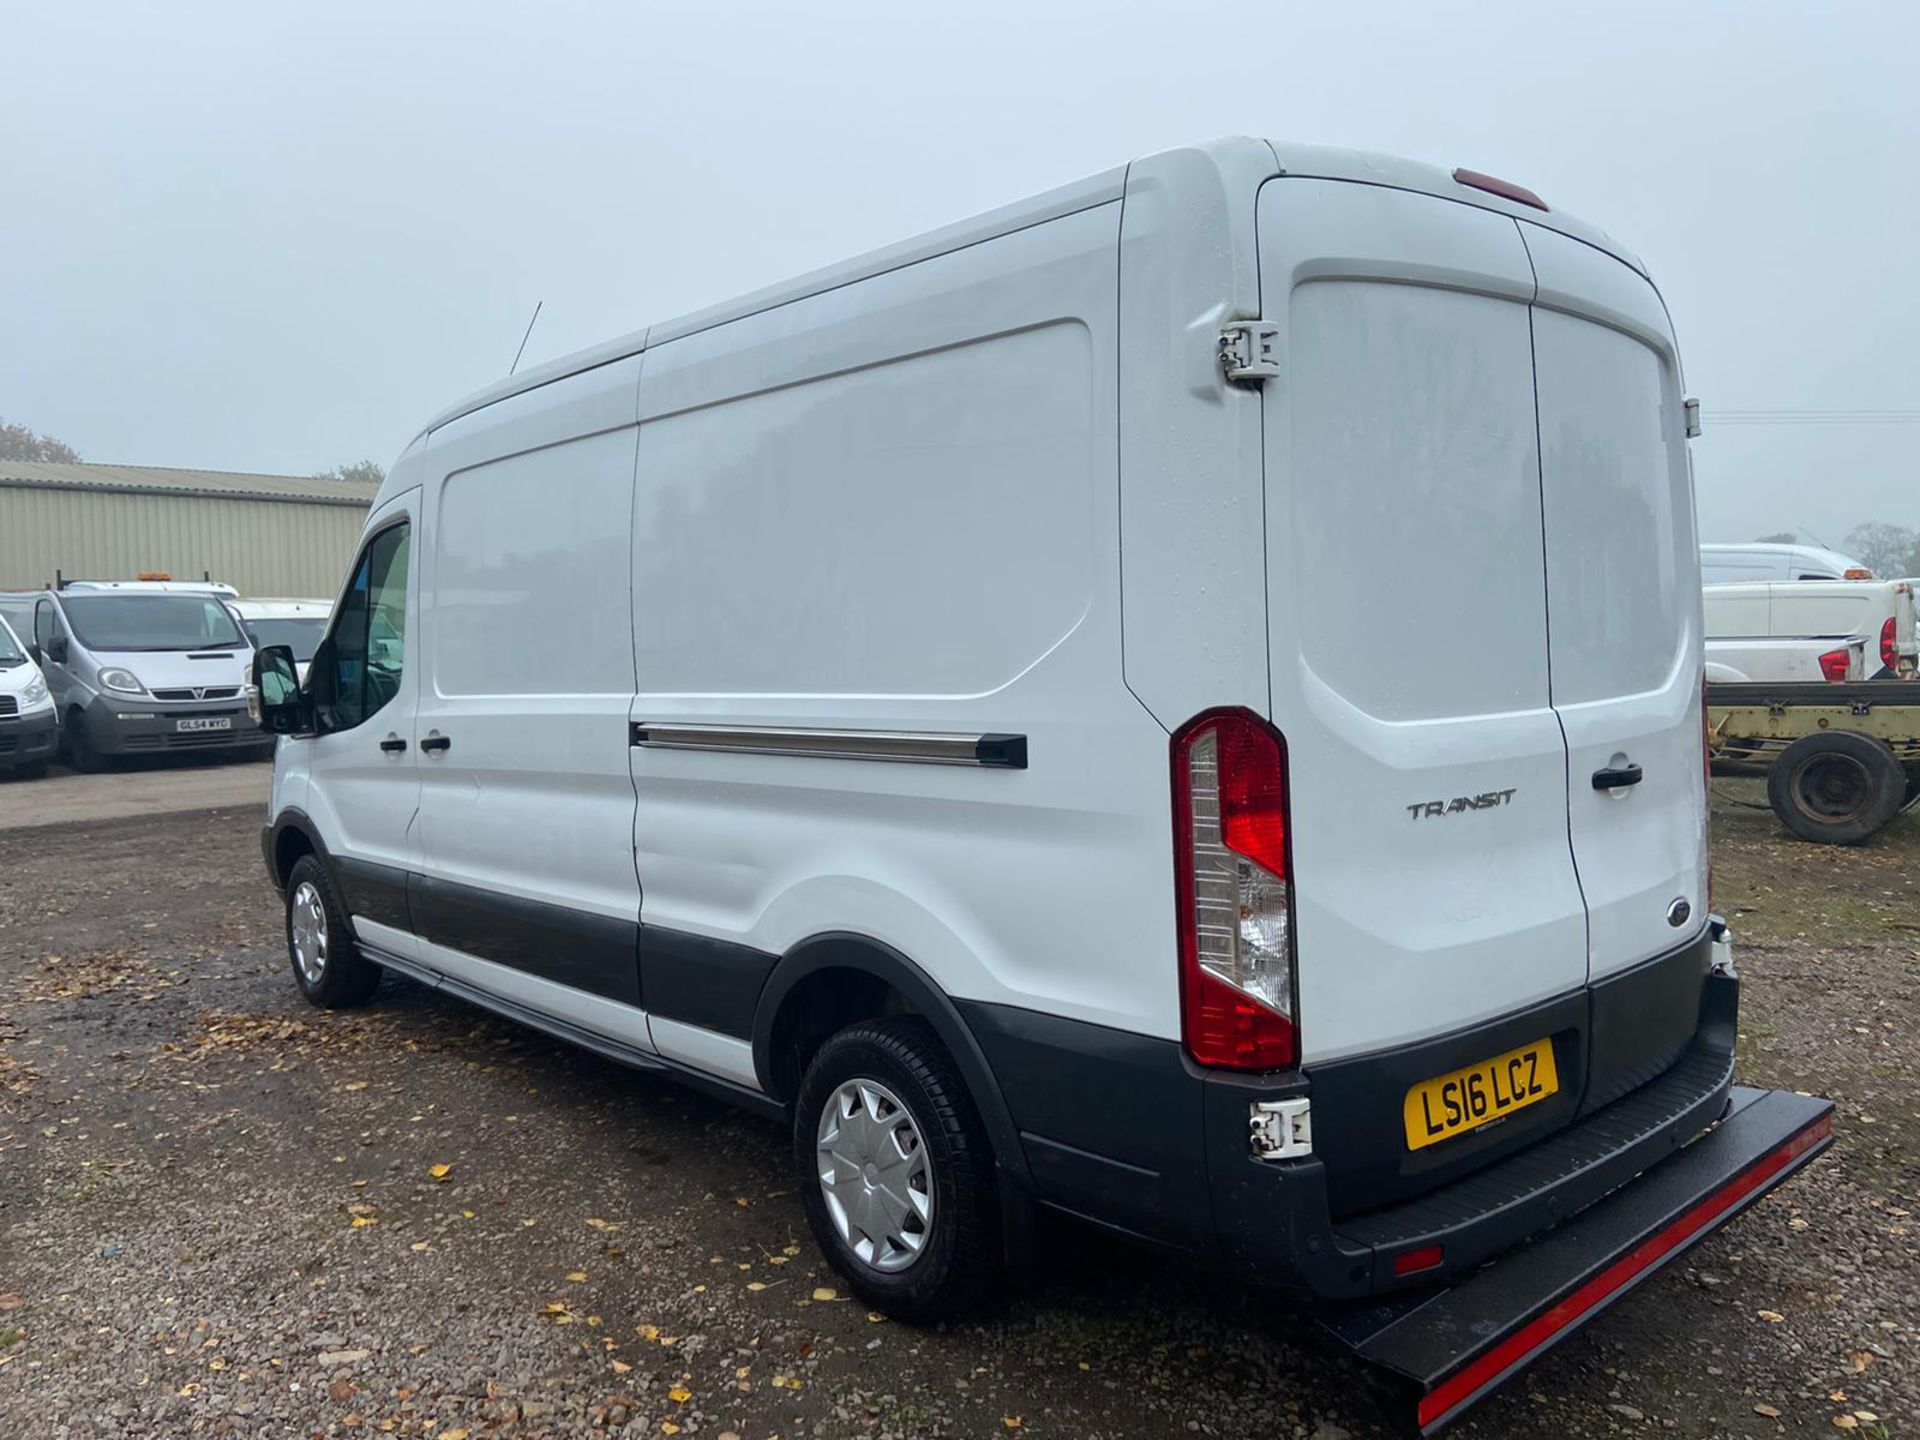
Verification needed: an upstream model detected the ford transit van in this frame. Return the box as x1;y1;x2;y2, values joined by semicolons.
252;140;1830;1426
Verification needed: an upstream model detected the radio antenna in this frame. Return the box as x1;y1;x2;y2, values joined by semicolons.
509;300;544;376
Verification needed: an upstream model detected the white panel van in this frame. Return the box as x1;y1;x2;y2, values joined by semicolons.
1699;541;1870;584
251;140;1831;1422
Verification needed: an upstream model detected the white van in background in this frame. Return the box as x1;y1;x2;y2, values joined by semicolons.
0;612;58;777
1705;579;1917;683
248;139;1831;1424
1699;542;1870;584
233;598;332;684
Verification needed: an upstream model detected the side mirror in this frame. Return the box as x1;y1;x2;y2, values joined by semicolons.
45;635;68;664
252;645;310;735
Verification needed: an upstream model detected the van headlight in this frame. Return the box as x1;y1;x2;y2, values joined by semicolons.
98;667;149;695
21;675;51;710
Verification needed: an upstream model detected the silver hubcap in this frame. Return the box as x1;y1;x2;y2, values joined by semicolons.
290;880;328;985
816;1078;933;1273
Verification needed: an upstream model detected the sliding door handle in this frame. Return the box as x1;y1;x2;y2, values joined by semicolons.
379;735;407;753
420;732;451;754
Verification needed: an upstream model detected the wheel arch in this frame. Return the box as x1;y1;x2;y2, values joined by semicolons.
753;932;1033;1191
267;806;329;892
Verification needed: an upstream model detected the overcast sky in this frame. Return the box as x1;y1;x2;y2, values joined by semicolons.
3;2;1914;545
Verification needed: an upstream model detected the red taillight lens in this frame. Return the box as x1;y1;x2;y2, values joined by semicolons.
1882;616;1897;672
1172;709;1297;1071
1818;648;1851;683
1452;166;1548;211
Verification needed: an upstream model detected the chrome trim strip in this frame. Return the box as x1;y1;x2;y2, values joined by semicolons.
630;723;1027;769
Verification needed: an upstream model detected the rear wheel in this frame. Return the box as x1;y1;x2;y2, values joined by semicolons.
1767;730;1906;845
284;853;382;1007
794;1016;1003;1321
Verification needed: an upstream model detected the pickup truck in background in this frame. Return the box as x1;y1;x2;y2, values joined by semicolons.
1704;579;1916;684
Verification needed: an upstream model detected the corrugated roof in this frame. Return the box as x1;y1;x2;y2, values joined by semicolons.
0;461;379;506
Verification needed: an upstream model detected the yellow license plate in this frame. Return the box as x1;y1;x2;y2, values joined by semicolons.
1403;1039;1559;1151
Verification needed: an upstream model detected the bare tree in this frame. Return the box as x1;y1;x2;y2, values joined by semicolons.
1842;522;1920;578
0;419;81;463
313;460;385;487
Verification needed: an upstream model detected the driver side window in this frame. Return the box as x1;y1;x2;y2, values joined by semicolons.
324;522;411;732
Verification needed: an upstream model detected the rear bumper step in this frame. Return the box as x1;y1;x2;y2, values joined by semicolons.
1321;1085;1832;1435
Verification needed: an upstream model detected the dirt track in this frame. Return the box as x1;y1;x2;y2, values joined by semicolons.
0;774;1912;1438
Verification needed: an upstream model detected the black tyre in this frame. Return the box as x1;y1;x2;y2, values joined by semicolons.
1767;730;1906;845
794;1016;1003;1321
64;709;104;772
284;853;382;1007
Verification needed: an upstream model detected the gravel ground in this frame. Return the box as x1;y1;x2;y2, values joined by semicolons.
0;780;1913;1438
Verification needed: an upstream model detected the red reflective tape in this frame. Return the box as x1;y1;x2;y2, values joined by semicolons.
1417;1113;1830;1429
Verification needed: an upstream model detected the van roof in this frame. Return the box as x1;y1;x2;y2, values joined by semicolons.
409;137;1644;450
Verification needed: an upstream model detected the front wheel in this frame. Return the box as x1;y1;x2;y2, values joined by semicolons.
794;1017;1003;1321
64;710;104;772
284;853;383;1007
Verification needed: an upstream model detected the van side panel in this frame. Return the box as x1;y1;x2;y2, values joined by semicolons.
410;356;646;1010
629;203;1181;1043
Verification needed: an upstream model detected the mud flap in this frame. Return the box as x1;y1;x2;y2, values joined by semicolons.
1321;1086;1833;1435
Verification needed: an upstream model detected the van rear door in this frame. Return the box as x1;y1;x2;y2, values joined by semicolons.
1522;225;1708;983
1255;179;1590;1063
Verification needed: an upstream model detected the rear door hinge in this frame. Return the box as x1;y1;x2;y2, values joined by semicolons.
1219;320;1282;386
1684;397;1702;438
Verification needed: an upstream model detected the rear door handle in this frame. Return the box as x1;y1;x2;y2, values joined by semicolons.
1592;763;1643;790
379;735;407;753
420;732;451;754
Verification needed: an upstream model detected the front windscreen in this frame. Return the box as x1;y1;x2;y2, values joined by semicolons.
61;594;246;652
246;617;327;663
0;621;24;663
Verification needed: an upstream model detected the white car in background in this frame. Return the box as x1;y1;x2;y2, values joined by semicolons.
232;599;331;684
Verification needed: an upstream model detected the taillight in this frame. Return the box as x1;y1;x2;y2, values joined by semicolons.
1171;709;1297;1070
1882;616;1897;672
1818;648;1851;683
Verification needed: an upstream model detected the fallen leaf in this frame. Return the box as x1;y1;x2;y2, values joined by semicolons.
638;1325;661;1343
669;1386;692;1403
586;1217;623;1232
428;1163;452;1181
462;1210;476;1220
1854;1414;1879;1424
662;1426;681;1437
1831;1390;1849;1403
1754;1404;1782;1418
812;1287;837;1302
409;1242;431;1253
1848;1351;1875;1374
1757;1310;1785;1323
521;1218;537;1228
747;1282;767;1292
350;1216;377;1229
442;1431;470;1440
342;1081;369;1092
566;1271;588;1283
867;1312;885;1324
1004;1419;1024;1431
611;1360;632;1375
1832;1417;1858;1431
